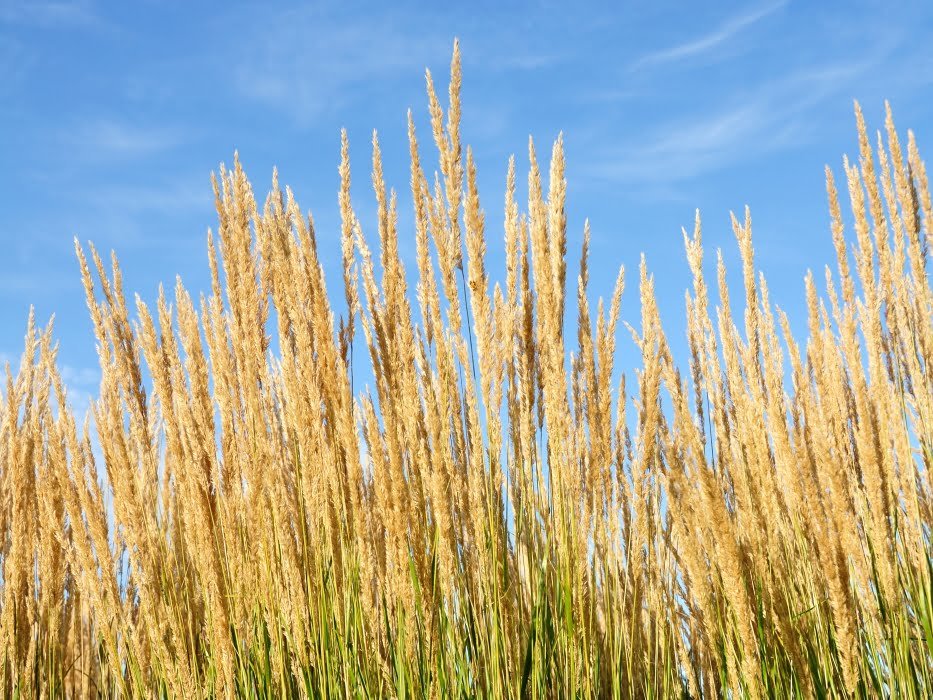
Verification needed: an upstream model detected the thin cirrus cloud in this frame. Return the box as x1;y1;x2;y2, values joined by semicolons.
232;10;449;125
54;175;215;251
0;0;102;29
583;59;878;186
579;101;791;189
229;5;562;127
62;119;188;159
629;1;788;71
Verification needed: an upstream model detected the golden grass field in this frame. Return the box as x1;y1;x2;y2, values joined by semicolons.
2;45;932;698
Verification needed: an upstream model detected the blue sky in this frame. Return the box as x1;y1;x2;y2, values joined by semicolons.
2;0;932;411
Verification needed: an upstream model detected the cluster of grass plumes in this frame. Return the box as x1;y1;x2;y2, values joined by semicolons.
2;45;933;698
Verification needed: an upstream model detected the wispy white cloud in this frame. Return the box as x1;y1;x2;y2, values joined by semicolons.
0;0;101;28
79;176;211;213
231;7;450;126
0;270;74;294
228;5;564;127
488;50;565;71
585;59;876;185
630;1;787;71
59;174;214;249
2;170;213;260
61;119;188;159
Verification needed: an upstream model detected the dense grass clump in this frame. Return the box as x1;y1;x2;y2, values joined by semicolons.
2;44;932;698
